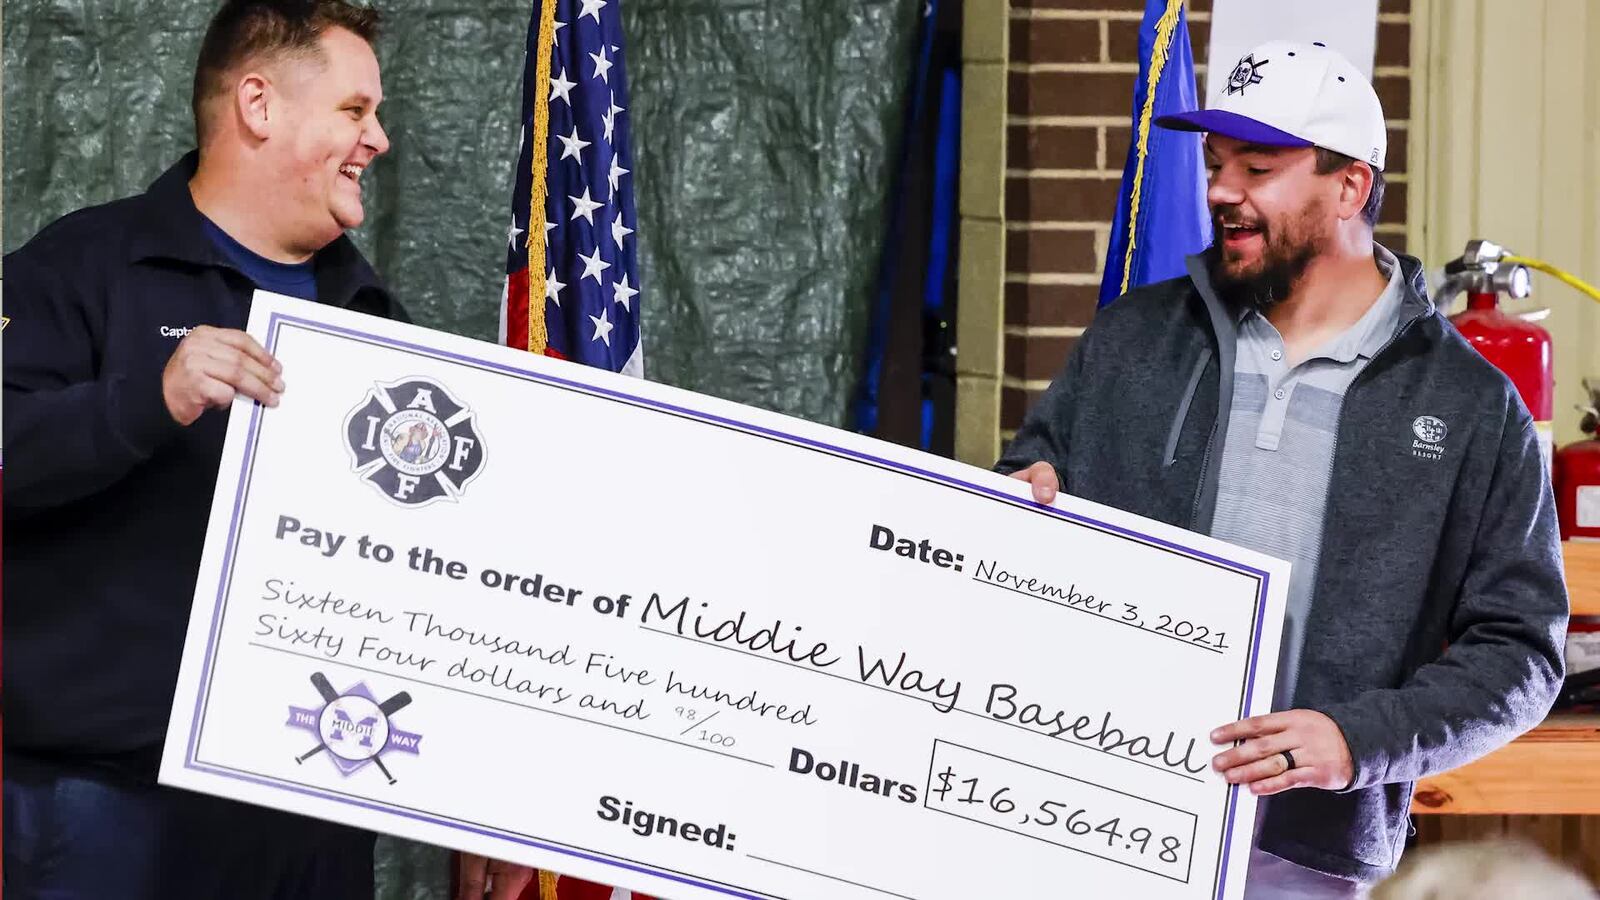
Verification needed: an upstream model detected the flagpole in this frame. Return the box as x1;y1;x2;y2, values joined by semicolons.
526;0;559;356
529;1;559;891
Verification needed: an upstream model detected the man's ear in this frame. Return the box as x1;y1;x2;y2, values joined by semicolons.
236;71;274;141
1337;161;1374;223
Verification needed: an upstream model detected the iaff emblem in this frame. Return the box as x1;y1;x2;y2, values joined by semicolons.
288;673;421;783
1226;53;1269;95
344;378;486;507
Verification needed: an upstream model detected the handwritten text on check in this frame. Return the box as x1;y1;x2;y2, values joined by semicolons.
163;293;1288;900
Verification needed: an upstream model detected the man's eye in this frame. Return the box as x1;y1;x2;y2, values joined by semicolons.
346;107;364;118
1248;167;1270;175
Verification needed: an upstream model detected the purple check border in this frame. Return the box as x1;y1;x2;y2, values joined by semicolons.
181;312;1274;900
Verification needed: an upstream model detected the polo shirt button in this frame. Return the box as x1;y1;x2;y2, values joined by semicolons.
1275;388;1286;400
1271;349;1283;361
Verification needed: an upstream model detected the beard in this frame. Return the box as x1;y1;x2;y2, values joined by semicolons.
1204;202;1325;315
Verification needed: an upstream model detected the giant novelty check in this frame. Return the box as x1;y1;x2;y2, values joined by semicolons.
162;293;1288;900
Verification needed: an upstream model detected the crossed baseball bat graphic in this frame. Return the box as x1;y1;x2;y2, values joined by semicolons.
295;672;412;784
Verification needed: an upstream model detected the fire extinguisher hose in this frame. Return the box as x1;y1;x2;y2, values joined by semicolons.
1501;254;1600;304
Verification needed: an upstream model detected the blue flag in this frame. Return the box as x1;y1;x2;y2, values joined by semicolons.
1098;0;1211;308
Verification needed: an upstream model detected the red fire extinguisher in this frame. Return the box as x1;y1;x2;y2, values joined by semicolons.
1555;382;1600;540
1440;240;1555;467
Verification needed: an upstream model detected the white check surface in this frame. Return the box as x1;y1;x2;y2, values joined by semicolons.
161;293;1287;900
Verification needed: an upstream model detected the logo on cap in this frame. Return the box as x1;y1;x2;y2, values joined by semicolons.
1226;54;1269;96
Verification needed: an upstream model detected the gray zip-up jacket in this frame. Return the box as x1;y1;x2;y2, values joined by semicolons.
996;252;1568;882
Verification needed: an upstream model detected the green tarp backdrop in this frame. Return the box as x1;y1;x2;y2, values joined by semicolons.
3;0;920;893
3;0;921;423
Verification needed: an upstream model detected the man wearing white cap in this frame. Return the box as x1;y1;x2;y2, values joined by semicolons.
999;40;1567;895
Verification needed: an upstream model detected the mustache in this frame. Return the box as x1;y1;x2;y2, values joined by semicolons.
1211;206;1266;231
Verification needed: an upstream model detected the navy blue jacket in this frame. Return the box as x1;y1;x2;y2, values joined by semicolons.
3;153;407;779
997;254;1568;881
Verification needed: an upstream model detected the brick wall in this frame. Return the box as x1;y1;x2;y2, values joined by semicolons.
1000;0;1413;438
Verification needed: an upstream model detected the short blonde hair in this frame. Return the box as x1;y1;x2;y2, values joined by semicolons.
1371;838;1596;900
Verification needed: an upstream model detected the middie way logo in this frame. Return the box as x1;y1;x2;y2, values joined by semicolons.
289;672;421;784
344;377;486;506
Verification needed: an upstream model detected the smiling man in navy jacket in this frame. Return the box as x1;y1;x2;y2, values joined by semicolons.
3;2;434;898
1001;41;1567;896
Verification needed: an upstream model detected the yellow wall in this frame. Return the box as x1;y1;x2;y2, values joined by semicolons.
954;0;1009;467
1413;0;1600;446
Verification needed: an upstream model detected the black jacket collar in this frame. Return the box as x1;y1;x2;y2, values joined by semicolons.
127;151;391;311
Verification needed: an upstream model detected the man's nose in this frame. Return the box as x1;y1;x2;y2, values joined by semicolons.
1207;174;1244;209
367;116;391;156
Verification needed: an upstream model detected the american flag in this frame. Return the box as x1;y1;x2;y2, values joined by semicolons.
502;0;643;377
504;5;650;898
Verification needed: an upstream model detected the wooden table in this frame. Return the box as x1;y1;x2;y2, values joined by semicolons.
1412;714;1600;814
1559;540;1600;618
1410;542;1600;815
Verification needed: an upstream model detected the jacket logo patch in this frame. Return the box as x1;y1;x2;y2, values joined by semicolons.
1412;415;1447;460
344;377;486;507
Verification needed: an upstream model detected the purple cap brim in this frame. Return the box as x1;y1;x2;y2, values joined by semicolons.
1154;109;1313;147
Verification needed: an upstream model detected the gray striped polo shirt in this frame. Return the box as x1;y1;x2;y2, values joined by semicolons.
1210;245;1403;713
